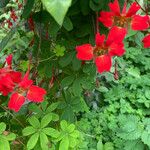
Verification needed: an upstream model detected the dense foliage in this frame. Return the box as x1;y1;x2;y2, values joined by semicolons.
0;0;150;150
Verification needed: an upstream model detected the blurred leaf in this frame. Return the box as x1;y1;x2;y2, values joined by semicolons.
22;0;35;19
41;0;72;25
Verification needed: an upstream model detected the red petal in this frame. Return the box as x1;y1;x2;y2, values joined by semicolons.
109;0;120;16
142;34;150;48
27;85;46;102
106;26;127;46
76;44;93;60
122;2;127;14
109;42;125;56
0;75;14;96
99;11;114;28
19;71;33;89
126;2;140;17
95;33;105;47
6;54;13;66
95;55;112;73
131;15;149;31
8;93;25;112
10;71;22;83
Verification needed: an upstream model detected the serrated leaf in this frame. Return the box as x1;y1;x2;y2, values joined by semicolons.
0;122;6;134
141;131;150;147
27;133;39;150
41;0;72;25
42;127;60;138
59;136;69;150
41;114;52;128
22;126;36;136
124;140;144;150
40;132;49;150
28;116;40;128
54;45;66;57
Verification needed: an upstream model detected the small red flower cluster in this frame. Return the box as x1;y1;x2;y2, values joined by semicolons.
0;55;46;112
76;0;150;73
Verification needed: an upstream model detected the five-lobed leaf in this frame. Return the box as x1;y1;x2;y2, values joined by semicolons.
41;114;52;128
27;133;39;150
22;126;36;136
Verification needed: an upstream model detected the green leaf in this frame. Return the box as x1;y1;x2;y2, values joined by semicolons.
0;136;10;150
67;124;75;133
97;139;103;150
124;140;144;150
42;127;60;138
70;130;80;138
104;142;114;150
72;56;81;71
0;122;6;134
40;132;49;150
0;28;16;51
5;133;16;141
60;120;68;131
28;116;40;128
59;136;69;150
80;0;90;15
41;114;52;128
126;68;141;78
141;131;150;147
63;17;73;31
61;75;75;88
54;45;66;57
46;102;59;113
59;52;74;67
22;126;36;136
27;133;39;150
41;0;72;25
0;0;10;8
22;0;35;19
69;137;77;148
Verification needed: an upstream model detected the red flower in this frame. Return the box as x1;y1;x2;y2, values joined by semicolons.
8;71;46;112
76;26;126;73
99;0;149;31
142;34;150;48
0;55;22;95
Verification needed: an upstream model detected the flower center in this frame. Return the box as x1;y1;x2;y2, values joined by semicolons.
94;46;108;56
17;87;27;96
114;16;130;28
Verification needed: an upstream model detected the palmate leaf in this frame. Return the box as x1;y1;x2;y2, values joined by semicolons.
40;132;49;150
117;115;143;140
41;0;72;25
27;133;39;150
28;116;40;128
59;136;69;150
22;126;36;136
124;140;144;150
